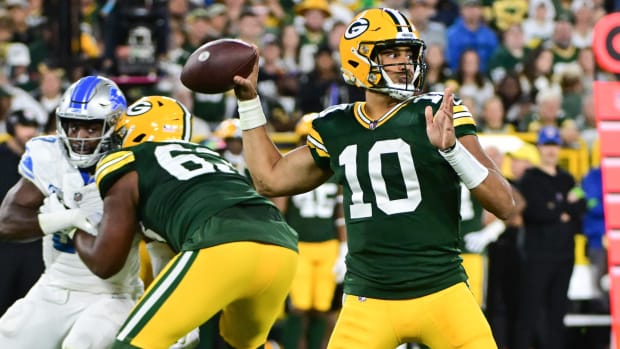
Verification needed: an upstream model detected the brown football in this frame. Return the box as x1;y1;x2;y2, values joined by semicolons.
180;38;258;94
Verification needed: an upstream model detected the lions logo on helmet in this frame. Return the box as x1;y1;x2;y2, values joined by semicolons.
115;96;193;148
56;76;127;168
339;8;427;100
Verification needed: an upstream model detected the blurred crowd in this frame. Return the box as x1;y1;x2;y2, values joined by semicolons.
0;0;616;153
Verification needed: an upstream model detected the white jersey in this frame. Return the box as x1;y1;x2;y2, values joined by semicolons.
19;135;143;295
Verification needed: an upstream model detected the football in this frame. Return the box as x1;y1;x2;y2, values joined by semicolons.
180;38;258;94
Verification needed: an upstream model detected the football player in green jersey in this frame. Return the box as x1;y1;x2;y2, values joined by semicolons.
233;7;515;349
66;96;299;349
273;113;347;349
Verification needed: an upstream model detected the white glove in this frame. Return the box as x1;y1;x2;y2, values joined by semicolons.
38;193;98;238
64;182;104;227
333;242;348;283
169;328;200;349
464;219;506;253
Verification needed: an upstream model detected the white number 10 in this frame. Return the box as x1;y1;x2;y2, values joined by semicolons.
339;139;421;219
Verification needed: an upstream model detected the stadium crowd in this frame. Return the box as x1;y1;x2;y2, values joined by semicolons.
0;0;618;349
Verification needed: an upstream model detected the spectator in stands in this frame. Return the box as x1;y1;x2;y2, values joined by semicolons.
524;88;565;134
549;14;580;73
448;49;495;114
578;94;598;153
4;42;37;92
423;43;451;93
407;0;446;49
296;46;362;115
183;8;214;53
0;108;44;317
571;0;594;49
557;63;584;121
493;71;531;131
281;24;302;73
479;96;515;134
203;3;230;43
295;0;331;74
446;0;498;73
31;64;65;133
521;0;555;46
514;125;586;349
488;24;530;85
429;0;460;27
236;7;266;48
522;43;558;102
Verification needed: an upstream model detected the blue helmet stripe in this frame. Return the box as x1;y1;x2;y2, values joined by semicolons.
69;76;100;110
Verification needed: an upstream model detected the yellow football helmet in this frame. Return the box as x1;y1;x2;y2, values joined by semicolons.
213;118;242;139
295;113;319;139
339;8;426;100
115;96;193;148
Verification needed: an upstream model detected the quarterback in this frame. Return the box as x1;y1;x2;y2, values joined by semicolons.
0;76;143;348
234;7;514;349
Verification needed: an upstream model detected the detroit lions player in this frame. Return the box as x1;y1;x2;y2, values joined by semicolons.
0;75;144;349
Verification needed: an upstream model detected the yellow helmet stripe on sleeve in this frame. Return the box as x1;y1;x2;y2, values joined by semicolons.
95;151;135;187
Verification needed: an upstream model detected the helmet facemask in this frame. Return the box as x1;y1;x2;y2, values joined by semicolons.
368;40;427;100
339;8;428;101
57;117;118;169
55;76;127;169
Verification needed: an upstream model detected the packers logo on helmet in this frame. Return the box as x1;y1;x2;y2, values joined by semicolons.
115;96;192;148
339;8;427;100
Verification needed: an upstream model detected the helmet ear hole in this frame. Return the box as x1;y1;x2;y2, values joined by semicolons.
348;60;359;68
133;134;146;143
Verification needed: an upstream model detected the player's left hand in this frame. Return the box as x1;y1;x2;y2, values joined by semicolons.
425;87;456;151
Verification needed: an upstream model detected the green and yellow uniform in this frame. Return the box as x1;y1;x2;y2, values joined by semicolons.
96;141;298;349
285;177;340;312
307;93;495;348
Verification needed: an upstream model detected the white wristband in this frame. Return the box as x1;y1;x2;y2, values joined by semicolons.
38;209;82;235
439;140;489;189
237;96;267;130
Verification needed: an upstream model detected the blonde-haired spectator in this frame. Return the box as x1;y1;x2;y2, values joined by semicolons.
480;96;516;134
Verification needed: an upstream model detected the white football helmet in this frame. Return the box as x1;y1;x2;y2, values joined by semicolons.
339;8;427;100
56;76;127;168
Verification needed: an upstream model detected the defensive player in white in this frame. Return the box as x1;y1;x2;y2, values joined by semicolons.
0;76;144;349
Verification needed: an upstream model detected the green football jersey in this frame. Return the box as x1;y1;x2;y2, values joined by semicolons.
96;141;298;253
459;183;484;253
306;92;477;299
285;177;339;243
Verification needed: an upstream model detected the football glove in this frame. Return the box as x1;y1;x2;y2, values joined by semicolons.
333;242;348;283
38;193;98;238
464;219;506;253
62;181;104;227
